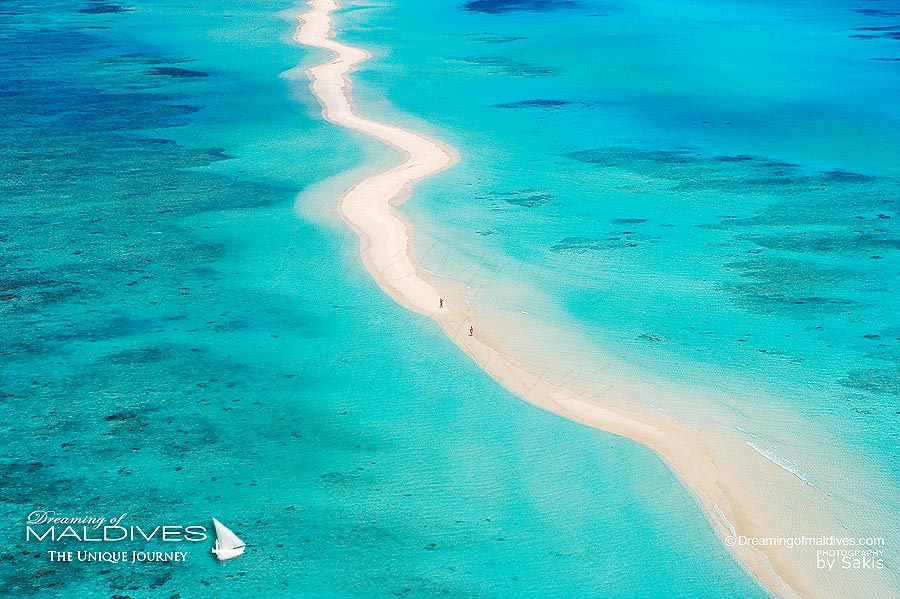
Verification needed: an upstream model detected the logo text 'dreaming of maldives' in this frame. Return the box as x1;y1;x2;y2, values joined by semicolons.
25;511;208;543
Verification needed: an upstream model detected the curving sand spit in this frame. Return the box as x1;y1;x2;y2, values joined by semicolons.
291;2;893;598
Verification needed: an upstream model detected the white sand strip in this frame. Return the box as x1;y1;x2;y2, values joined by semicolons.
290;2;879;598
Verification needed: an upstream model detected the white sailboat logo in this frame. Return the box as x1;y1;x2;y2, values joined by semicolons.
211;518;246;561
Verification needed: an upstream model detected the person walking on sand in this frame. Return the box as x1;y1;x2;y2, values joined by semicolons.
469;326;474;337
439;298;443;308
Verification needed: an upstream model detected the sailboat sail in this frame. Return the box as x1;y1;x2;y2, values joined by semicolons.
211;518;245;561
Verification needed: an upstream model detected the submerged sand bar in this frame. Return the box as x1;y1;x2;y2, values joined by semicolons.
291;2;894;598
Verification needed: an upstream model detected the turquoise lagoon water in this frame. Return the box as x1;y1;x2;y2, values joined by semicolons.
340;0;900;543
346;0;900;430
0;1;774;598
